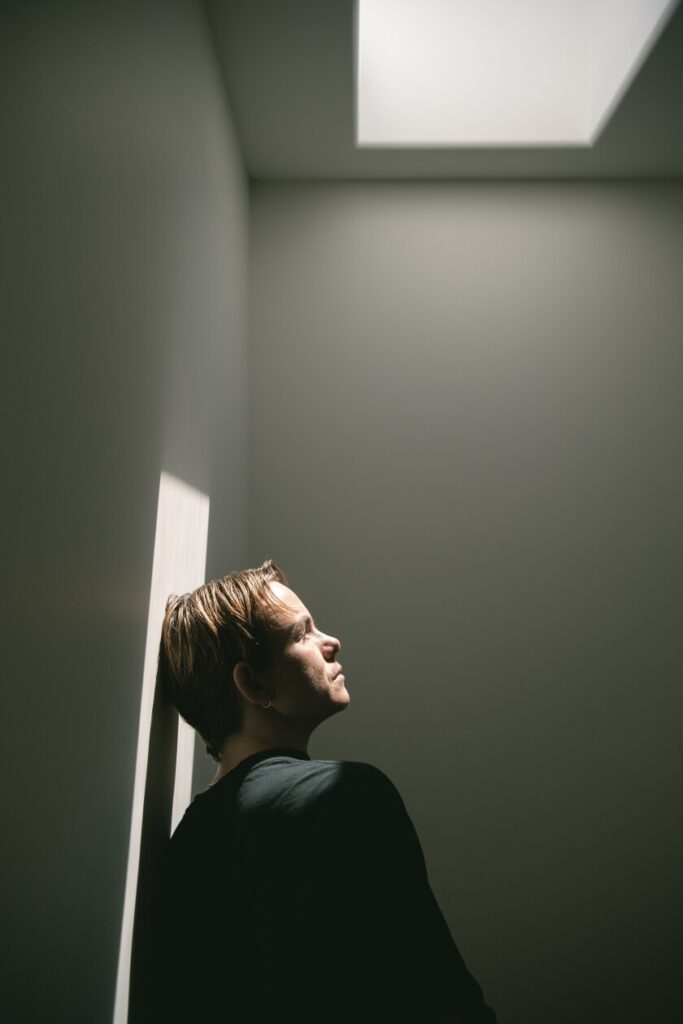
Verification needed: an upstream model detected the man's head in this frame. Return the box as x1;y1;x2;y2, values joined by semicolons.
158;560;348;762
250;578;348;732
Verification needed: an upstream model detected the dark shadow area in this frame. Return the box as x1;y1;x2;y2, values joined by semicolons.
128;673;178;1023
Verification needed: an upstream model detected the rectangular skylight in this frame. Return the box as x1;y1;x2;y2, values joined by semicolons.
356;0;679;146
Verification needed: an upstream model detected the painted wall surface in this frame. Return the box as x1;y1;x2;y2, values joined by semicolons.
1;2;247;1019
249;182;683;1024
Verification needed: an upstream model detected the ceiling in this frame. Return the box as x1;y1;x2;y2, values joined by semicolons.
205;0;683;180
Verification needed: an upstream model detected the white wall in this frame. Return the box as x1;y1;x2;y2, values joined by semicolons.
1;1;248;1019
249;181;683;1024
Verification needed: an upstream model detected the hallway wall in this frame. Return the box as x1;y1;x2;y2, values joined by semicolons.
1;2;248;1019
249;181;683;1024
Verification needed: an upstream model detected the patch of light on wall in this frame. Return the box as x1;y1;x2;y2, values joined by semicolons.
112;471;210;1024
356;0;680;147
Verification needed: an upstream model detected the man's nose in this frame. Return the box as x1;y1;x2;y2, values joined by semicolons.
324;633;340;655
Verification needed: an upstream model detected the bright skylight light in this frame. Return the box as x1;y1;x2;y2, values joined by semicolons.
356;0;679;147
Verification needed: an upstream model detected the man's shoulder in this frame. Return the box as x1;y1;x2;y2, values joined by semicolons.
240;755;395;817
303;761;421;882
276;758;411;838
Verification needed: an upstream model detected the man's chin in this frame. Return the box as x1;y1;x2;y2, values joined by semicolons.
327;687;350;714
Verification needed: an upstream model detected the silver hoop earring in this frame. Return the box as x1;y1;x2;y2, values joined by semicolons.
260;699;272;709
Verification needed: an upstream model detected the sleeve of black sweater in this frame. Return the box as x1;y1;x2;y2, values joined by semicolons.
299;763;498;1024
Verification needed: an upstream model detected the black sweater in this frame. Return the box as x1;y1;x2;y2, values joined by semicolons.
136;747;497;1024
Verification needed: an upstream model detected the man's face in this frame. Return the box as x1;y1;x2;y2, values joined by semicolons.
261;581;350;723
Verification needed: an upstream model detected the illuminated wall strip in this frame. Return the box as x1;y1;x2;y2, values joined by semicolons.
171;714;198;835
112;471;210;1024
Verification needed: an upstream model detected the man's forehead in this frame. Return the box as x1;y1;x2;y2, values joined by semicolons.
267;581;308;628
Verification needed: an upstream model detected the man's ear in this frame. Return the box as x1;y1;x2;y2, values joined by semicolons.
232;661;265;707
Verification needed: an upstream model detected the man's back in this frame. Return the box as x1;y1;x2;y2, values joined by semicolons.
139;748;497;1024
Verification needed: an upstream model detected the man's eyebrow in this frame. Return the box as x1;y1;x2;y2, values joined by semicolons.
289;614;312;634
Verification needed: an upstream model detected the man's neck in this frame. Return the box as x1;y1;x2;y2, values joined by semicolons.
211;731;310;783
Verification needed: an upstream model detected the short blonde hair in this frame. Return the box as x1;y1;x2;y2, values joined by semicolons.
157;558;291;762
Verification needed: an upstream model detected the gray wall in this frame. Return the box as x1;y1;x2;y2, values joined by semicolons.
3;4;682;1020
1;1;247;1019
249;182;683;1024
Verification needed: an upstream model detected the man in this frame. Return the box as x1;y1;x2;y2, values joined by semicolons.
139;559;497;1023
